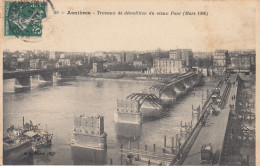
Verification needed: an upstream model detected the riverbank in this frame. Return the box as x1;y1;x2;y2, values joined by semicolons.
82;71;180;81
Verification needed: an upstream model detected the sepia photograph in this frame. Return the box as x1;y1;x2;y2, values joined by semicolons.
0;0;258;165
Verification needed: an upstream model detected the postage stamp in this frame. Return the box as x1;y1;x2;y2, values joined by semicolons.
4;1;47;37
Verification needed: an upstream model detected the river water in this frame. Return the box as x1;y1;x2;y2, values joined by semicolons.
3;76;221;165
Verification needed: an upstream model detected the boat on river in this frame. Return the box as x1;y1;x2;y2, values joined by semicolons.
3;126;34;165
22;120;53;149
4;118;53;158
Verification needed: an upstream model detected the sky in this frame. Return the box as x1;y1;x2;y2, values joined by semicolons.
2;0;256;52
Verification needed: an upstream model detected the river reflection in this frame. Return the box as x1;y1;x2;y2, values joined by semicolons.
115;123;142;142
71;147;107;165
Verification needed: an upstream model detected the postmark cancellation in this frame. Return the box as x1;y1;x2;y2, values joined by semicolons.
4;0;47;37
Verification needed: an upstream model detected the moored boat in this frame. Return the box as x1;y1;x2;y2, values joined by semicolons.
22;120;53;149
3;125;34;165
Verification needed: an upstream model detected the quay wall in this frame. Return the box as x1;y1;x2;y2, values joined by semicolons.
88;71;179;80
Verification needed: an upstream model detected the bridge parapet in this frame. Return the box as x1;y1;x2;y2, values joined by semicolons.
3;66;82;80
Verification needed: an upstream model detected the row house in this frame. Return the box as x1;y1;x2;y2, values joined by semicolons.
212;50;229;75
93;62;103;73
30;59;47;69
56;58;71;68
169;49;194;67
153;59;186;74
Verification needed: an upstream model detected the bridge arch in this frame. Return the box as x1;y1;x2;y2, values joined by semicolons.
126;93;162;109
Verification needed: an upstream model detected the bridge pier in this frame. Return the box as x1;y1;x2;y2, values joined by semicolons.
38;73;53;82
175;83;186;97
172;137;175;153
59;69;77;78
115;99;142;124
150;87;176;105
183;77;193;92
122;93;162;119
173;86;182;99
153;144;156;152
56;71;77;81
14;76;31;92
149;89;160;98
59;71;70;78
38;73;54;86
164;135;166;148
159;91;176;105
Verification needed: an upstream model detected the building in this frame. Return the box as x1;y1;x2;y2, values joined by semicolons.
208;67;213;76
193;52;212;59
169;49;194;67
193;52;213;67
136;53;153;67
103;62;115;69
153;58;159;68
229;53;251;73
240;50;256;70
60;54;65;59
75;60;83;66
56;58;71;67
30;59;47;69
200;68;208;76
145;68;158;74
17;55;25;62
125;52;137;63
212;50;229;75
49;51;56;60
227;50;255;73
115;53;126;63
93;62;103;72
94;51;105;57
133;60;144;67
153;59;185;74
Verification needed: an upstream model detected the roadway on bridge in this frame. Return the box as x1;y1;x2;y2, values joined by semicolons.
182;75;238;165
3;66;82;79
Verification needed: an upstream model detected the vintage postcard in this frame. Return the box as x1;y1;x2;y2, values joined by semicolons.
0;0;259;165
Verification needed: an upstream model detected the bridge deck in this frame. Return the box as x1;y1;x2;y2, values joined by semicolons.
3;66;81;79
182;75;238;165
150;72;196;91
182;108;230;165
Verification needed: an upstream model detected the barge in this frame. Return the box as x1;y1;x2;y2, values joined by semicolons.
3;128;33;165
3;118;53;164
